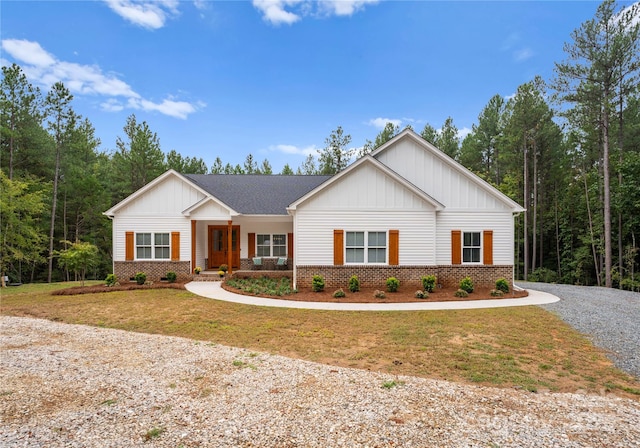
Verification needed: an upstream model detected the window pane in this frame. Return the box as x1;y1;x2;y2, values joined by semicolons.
346;248;364;263
273;246;287;257
155;233;169;245
463;232;472;246
257;246;270;257
257;234;269;245
368;248;386;263
137;247;151;259
346;231;364;247
136;233;151;245
273;234;286;245
368;232;386;246
155;247;170;259
472;248;480;263
472;233;480;246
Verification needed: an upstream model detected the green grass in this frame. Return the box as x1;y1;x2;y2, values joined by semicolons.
225;276;294;296
2;282;639;399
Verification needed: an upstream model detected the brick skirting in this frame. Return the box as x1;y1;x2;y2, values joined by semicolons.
114;261;192;282
295;265;513;290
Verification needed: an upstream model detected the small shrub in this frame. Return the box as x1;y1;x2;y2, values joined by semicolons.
312;275;325;292
414;290;428;299
421;275;437;293
194;266;202;274
166;271;177;283
459;276;474;293
219;264;228;273
386;277;399;292
105;273;117;287
454;289;468;298
333;288;346;298
374;290;386;299
490;289;504;297
348;275;360;293
495;277;509;293
134;272;147;285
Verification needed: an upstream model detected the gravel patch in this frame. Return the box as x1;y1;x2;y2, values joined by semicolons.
519;281;640;379
1;316;639;447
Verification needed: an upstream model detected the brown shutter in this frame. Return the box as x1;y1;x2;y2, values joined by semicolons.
125;231;134;261
333;230;344;265
248;233;256;258
389;230;399;265
451;230;462;265
171;232;180;261
287;233;294;259
483;230;493;265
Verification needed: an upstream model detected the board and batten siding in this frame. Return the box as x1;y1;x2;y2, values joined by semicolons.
115;175;206;217
375;138;511;211
113;216;192;262
294;209;436;265
435;211;515;265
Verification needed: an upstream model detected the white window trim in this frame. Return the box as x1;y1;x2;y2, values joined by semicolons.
136;232;171;260
256;233;287;258
345;230;387;265
462;231;482;264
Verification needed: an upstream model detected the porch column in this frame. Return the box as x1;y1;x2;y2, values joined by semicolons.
227;220;233;275
191;220;196;273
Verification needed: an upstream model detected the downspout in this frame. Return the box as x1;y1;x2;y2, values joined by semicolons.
288;208;297;289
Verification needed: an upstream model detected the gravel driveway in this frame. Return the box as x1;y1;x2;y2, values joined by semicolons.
518;281;640;379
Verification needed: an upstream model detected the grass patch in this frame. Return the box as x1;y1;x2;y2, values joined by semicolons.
2;282;639;399
144;426;164;440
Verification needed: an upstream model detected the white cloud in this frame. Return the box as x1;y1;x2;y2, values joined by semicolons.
319;0;379;16
2;38;200;120
253;0;377;25
270;143;318;156
514;48;533;62
253;0;302;25
367;117;402;129
1;39;55;67
457;127;472;141
103;0;179;29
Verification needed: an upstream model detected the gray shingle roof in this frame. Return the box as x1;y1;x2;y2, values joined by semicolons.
184;174;331;215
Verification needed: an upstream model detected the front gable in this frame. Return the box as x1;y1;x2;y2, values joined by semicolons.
373;130;524;212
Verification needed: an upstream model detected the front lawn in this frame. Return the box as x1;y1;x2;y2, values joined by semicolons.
2;282;638;399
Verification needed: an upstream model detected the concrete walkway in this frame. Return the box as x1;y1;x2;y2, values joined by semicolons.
185;281;559;311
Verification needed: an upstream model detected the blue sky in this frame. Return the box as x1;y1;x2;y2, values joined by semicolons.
0;1;626;172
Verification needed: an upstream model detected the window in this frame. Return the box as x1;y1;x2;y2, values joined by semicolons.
136;232;170;259
346;231;386;264
463;232;481;263
257;234;286;257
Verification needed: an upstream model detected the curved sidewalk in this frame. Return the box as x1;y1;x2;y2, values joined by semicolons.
185;281;559;311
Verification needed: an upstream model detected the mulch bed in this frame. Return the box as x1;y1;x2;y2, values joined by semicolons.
222;284;528;303
52;282;187;296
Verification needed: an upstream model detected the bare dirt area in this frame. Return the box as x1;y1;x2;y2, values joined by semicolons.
222;284;528;303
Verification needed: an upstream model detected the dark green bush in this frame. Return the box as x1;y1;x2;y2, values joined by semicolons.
105;273;117;286
166;271;177;283
528;267;558;283
348;275;360;293
386;277;399;292
333;288;346;298
459;276;474;293
134;272;147;285
421;275;437;293
495;278;509;293
312;275;325;292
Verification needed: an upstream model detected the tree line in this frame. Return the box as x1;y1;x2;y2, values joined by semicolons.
1;0;639;289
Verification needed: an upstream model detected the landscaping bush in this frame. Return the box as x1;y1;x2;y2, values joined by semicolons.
386;277;399;292
414;290;428;299
459;276;474;293
421;275;437;293
348;275;360;293
134;272;147;285
166;271;177;283
374;290;386;299
333;288;346;298
105;273;117;287
312;275;325;292
490;289;504;297
495;277;509;293
454;289;468;298
219;264;228;273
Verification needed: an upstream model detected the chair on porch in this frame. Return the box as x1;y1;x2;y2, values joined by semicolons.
252;257;263;270
275;257;288;270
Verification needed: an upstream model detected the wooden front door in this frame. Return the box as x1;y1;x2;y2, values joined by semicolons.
208;225;240;269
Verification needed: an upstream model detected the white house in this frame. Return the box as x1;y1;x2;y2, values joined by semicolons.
104;129;524;289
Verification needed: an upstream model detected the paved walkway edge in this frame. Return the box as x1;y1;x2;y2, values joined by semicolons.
185;281;559;311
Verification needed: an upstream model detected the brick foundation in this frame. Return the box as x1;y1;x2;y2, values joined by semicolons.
114;261;192;282
295;265;513;290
